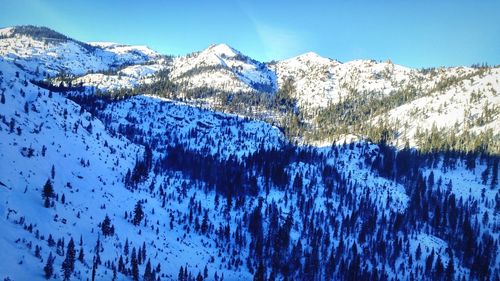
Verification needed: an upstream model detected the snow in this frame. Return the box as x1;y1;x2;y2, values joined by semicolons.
0;27;14;37
0;56;263;280
89;41;159;62
100;94;285;160
207;43;240;58
1;25;499;281
0;33;160;77
271;54;418;109
72;63;164;91
168;43;277;95
371;67;500;148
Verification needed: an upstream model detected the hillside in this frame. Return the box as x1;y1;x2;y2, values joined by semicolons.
0;26;499;281
48;34;499;152
0;25;161;77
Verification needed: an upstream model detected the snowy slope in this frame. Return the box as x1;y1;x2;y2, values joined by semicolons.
169;44;277;94
0;52;284;280
370;67;500;148
0;56;278;280
1;26;499;281
0;26;160;77
97;95;285;160
271;54;417;109
0;57;141;280
72;64;165;91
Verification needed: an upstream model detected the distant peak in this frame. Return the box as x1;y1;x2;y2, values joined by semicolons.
206;43;240;58
290;51;333;64
5;25;69;41
88;42;120;48
0;27;13;36
296;52;330;60
300;51;322;58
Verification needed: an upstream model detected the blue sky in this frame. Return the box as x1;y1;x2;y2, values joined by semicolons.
1;0;499;68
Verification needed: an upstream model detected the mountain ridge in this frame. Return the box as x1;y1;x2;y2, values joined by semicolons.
0;24;499;281
2;25;498;153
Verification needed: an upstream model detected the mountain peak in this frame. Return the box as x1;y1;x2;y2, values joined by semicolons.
0;27;13;37
2;25;70;41
206;43;240;58
290;51;333;64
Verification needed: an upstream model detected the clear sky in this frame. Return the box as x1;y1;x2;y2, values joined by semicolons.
1;0;499;68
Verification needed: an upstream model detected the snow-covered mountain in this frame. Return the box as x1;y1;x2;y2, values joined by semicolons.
0;26;499;281
370;67;500;149
62;37;499;151
0;26;161;77
168;43;277;95
72;64;165;92
270;54;417;108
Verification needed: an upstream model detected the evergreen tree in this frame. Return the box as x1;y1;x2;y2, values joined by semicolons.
131;248;139;281
425;249;435;275
118;255;125;273
91;256;97;281
201;211;209;234
42;179;54;207
101;215;114;236
491;158;499;189
44;252;55;279
415;243;422;261
434;255;444;279
124;238;129;256
61;238;76;280
446;252;455;281
143;259;155;281
78;247;84;263
133;201;144;226
254;262;266;281
196;271;203;281
178;266;185;281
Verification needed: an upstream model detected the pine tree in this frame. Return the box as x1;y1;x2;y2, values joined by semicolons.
144;259;155;281
112;266;117;281
201;211;209;234
434;255;444;279
133;201;144;226
61;238;76;280
131;248;139;281
124;238;129;256
101;215;114;236
254;262;266;281
75;244;83;262
91;256;97;281
35;245;41;258
196;271;203;281
292;172;303;193
178;266;185;281
491;158;499;189
142;242;146;261
415;243;422;261
425;249;435;275
44;252;55;279
42;179;54;207
445;252;455;281
118;255;125;273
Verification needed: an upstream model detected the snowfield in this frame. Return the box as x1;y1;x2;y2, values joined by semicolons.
0;26;499;281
